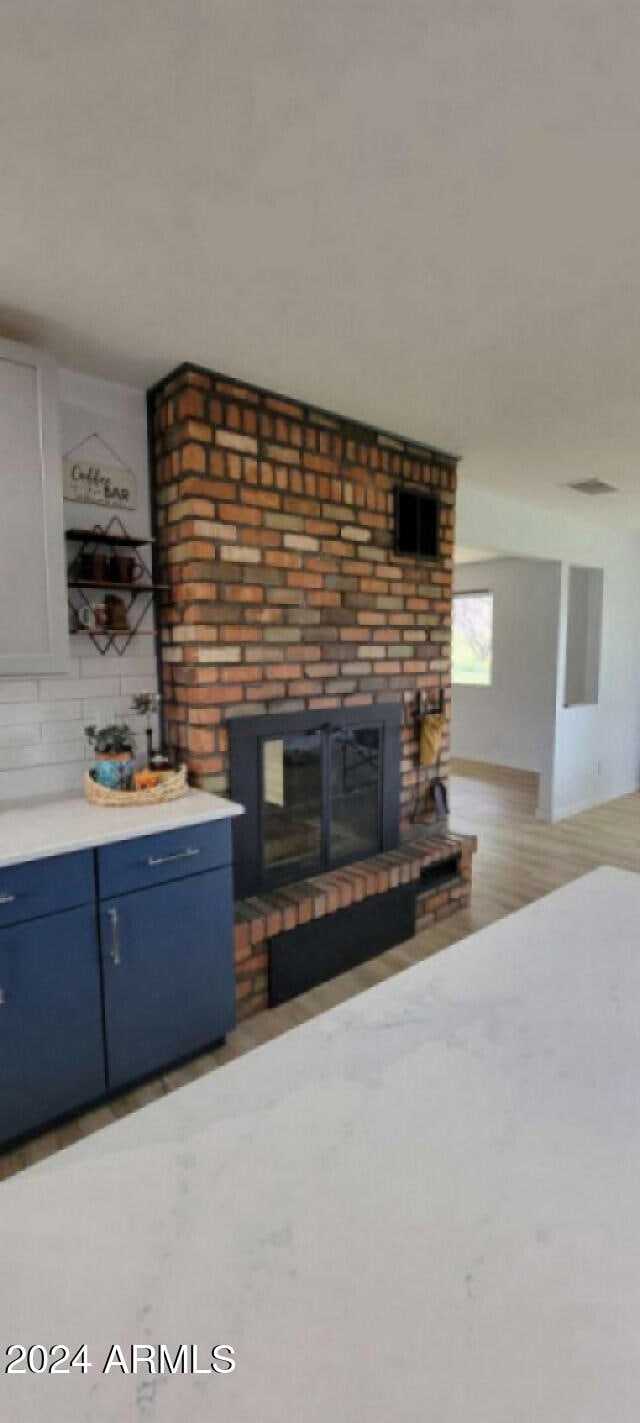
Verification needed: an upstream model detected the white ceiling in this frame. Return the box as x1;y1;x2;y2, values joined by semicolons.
2;1;640;528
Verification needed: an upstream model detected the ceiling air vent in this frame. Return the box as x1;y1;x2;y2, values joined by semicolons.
566;479;619;496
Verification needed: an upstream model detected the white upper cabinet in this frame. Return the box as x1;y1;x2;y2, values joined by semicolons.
0;339;69;674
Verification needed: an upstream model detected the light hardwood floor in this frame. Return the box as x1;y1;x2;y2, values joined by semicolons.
3;762;639;1183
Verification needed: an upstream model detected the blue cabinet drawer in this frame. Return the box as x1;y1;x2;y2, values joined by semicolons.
96;819;232;899
0;850;94;928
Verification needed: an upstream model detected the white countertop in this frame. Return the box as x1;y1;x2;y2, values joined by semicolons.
2;865;640;1421
0;788;244;867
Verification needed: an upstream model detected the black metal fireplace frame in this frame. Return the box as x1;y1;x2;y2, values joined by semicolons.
229;703;401;898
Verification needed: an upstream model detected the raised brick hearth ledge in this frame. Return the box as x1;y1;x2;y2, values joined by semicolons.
234;829;477;1018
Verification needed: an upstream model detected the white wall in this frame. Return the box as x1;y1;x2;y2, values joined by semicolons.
0;369;158;799
452;558;561;795
456;485;640;820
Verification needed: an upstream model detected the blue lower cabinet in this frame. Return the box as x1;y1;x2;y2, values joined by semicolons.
0;905;106;1146
0;830;238;1146
101;869;236;1090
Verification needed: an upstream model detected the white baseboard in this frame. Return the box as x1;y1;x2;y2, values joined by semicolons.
548;783;640;823
545;796;599;822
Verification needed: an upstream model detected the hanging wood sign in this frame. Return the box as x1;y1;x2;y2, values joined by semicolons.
63;457;138;510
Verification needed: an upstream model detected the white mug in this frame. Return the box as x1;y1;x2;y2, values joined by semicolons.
78;603;108;631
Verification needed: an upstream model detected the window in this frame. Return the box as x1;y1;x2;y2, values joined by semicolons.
394;487;439;559
452;591;493;685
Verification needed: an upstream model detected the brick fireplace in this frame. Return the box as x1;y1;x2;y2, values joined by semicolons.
148;364;475;1017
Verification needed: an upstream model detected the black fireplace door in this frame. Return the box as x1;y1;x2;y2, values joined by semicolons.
261;730;324;882
229;704;401;897
329;724;381;863
260;723;383;886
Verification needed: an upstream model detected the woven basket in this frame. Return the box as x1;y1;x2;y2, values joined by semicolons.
84;765;188;807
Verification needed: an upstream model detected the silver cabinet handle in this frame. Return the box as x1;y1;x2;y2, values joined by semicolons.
0;987;5;1006
146;847;200;868
107;907;121;966
0;893;15;906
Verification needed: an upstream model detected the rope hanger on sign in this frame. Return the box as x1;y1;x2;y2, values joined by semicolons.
62;432;137;480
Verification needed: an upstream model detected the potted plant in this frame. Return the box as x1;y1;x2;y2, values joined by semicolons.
84;721;136;762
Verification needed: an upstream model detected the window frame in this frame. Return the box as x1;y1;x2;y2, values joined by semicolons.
452;588;494;688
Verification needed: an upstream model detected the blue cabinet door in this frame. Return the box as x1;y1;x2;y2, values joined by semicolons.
0;905;106;1146
101;869;236;1090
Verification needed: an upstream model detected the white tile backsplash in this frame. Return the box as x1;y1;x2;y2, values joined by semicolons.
0;370;160;801
38;675;122;701
0;725;43;747
0;644;159;799
0;763;89;801
81;696;156;723
0;681;39;703
78;653;156;680
120;673;160;696
40;719;86;743
0;741;86;771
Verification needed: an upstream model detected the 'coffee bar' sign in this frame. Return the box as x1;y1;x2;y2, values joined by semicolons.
63;457;137;510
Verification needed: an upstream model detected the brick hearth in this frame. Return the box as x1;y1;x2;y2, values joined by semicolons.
234;831;476;1019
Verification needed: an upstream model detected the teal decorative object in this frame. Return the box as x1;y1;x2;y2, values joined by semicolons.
93;760;128;790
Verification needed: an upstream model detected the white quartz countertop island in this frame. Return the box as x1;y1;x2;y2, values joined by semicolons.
0;787;244;868
2;866;640;1421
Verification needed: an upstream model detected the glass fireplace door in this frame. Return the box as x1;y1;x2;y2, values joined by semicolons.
329;725;381;863
261;732;323;883
260;722;384;887
231;706;399;897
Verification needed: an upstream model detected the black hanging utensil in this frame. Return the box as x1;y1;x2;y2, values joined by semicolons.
431;739;448;820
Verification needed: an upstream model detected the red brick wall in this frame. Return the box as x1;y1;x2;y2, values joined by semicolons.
149;365;457;824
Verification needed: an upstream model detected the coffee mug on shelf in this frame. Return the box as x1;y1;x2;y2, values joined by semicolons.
77;605;94;630
77;602;108;631
80;551;109;583
110;553;144;584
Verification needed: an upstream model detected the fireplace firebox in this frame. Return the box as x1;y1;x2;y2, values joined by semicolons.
229;704;401;898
